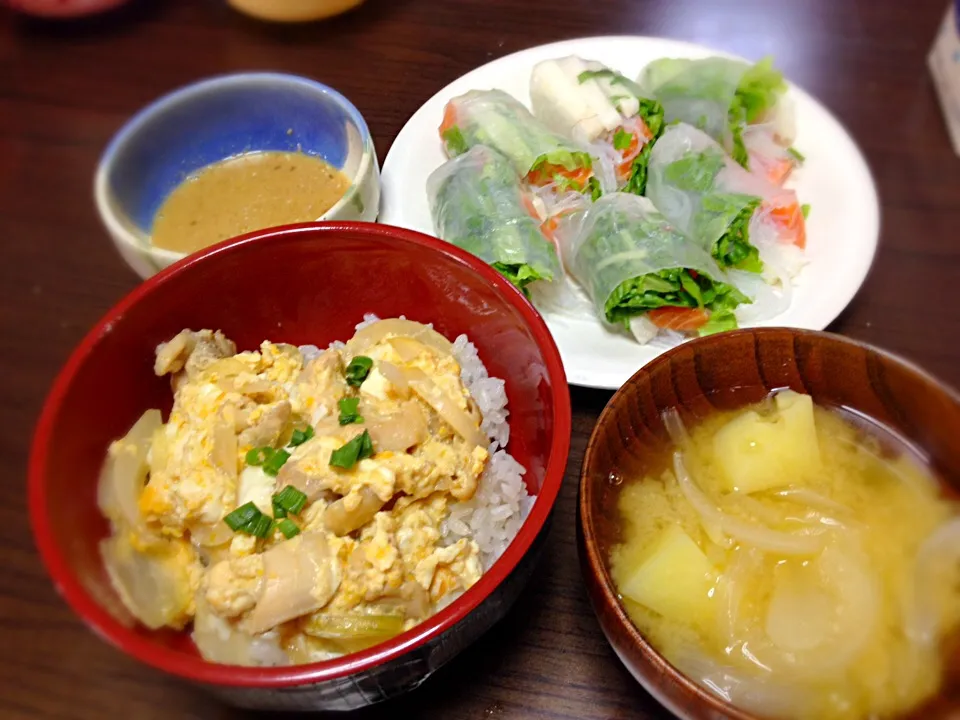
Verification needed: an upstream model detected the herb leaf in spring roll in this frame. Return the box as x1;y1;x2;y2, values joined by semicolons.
639;56;797;182
529;56;665;193
439;89;607;202
647;123;807;274
427;145;561;293
557;193;748;342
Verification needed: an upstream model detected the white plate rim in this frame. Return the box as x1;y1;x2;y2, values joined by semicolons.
380;35;881;390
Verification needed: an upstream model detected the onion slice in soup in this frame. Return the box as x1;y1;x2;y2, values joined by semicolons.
673;452;824;556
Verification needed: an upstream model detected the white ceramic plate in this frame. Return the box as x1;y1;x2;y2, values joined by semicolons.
380;36;880;389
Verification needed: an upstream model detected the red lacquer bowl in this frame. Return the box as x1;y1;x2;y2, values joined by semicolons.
29;222;571;711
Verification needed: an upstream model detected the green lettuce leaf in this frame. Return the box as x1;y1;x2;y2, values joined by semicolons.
442;126;469;156
662;150;726;192
701;194;763;272
621;99;665;196
603;267;748;328
736;56;786;124
492;262;546;295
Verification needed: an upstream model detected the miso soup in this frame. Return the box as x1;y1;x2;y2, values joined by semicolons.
609;391;960;720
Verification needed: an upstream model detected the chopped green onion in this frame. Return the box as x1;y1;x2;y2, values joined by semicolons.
249;514;274;539
289;426;315;447
223;502;274;538
345;356;373;387
276;518;301;539
329;430;375;469
245;447;271;466
223;502;261;531
801;203;811;219
273;486;308;516
262;448;290;477
338;397;364;425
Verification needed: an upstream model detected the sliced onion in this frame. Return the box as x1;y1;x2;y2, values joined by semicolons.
97;409;162;529
100;535;193;630
402;367;487;448
302;612;404;640
771;487;850;514
661;407;692;450
364;400;428;452
242;532;342;635
346;319;452;361
905;517;960;646
673;452;823;556
387;336;432;362
377;360;410;395
212;416;238;481
323;486;386;536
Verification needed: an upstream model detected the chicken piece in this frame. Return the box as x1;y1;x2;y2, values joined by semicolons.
238;400;292;449
323;486;388;536
290;349;349;424
154;329;236;379
205;554;265;618
241;532;343;635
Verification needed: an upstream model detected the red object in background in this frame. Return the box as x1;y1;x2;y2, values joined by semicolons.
5;0;128;18
27;221;571;710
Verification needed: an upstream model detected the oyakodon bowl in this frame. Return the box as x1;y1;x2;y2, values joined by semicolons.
94;73;380;279
28;222;571;711
578;328;960;720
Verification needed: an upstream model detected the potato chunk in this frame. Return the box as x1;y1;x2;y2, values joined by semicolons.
618;525;716;624
712;391;821;494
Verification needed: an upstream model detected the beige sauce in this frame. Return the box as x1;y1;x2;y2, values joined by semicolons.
151;151;350;253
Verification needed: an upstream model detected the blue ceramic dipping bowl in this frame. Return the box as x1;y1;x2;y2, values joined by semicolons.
94;72;380;278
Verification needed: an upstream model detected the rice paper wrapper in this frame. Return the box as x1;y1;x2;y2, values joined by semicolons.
428;145;561;286
556;192;725;322
442;89;599;179
639;57;747;147
646;123;801;255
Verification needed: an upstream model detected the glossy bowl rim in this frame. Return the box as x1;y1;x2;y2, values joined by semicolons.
578;327;960;720
29;221;572;688
93;72;377;268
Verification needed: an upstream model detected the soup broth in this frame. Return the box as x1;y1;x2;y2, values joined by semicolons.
609;391;960;720
151;151;350;254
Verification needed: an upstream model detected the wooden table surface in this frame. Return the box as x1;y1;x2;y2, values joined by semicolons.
2;0;959;718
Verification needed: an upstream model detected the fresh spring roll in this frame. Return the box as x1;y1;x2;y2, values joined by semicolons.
557;192;749;343
639;56;801;184
427;145;562;293
529;56;665;193
438;89;612;204
646;123;807;276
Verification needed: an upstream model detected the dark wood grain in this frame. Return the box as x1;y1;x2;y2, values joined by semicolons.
1;0;959;718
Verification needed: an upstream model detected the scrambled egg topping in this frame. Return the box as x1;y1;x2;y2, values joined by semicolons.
97;321;489;665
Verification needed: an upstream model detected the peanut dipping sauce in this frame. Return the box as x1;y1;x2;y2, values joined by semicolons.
151;151;350;254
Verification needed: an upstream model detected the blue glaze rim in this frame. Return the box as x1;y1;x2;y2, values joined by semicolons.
95;72;376;269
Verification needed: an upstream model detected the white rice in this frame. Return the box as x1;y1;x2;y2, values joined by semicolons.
302;313;532;570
